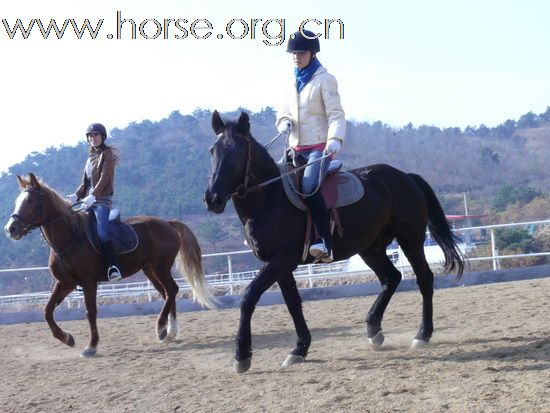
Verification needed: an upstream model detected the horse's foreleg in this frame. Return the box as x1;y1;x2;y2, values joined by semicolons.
81;281;99;357
44;281;76;347
235;260;285;373
360;251;402;348
278;274;311;367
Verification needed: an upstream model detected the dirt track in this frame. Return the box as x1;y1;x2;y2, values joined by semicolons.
1;277;549;413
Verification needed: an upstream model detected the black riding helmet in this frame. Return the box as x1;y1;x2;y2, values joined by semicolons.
86;123;107;142
286;29;320;53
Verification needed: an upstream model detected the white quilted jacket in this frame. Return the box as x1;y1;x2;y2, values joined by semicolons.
276;66;346;147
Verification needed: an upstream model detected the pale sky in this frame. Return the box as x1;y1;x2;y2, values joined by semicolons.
1;0;549;173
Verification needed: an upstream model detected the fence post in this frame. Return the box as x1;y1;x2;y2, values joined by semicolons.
490;228;499;270
228;255;234;295
308;264;313;288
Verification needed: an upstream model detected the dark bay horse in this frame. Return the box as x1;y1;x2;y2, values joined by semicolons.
204;111;464;373
5;173;217;357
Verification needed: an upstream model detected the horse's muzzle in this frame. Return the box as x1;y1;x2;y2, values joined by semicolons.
4;218;23;240
203;190;226;214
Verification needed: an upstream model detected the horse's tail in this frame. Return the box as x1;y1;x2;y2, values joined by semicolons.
408;173;465;278
168;220;218;309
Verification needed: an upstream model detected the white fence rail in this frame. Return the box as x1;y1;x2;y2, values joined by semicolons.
1;219;549;310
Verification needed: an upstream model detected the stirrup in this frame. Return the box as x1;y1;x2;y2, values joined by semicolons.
107;265;122;281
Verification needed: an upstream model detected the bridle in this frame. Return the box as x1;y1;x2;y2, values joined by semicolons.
225;130;257;199
10;188;48;234
11;187;74;255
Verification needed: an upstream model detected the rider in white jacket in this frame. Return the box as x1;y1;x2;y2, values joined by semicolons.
276;29;347;263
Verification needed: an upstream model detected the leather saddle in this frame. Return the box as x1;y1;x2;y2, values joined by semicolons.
278;160;365;262
278;161;365;211
85;209;139;255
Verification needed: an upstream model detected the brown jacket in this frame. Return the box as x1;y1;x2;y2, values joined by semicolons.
75;146;116;199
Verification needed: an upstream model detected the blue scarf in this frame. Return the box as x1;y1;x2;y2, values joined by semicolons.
295;57;322;93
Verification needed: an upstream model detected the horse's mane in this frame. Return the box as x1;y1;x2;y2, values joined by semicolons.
33;181;88;231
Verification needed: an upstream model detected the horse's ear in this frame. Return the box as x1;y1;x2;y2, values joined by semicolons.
28;173;41;189
211;110;225;135
16;175;27;189
237;111;250;133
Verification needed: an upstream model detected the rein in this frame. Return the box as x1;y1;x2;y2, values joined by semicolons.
231;153;331;198
40;224;78;257
229;131;331;199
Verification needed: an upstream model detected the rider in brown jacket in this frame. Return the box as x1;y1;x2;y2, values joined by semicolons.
67;123;122;281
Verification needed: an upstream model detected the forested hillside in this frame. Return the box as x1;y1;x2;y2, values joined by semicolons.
1;106;549;271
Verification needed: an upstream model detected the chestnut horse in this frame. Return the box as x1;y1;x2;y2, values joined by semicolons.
204;111;464;373
5;173;217;357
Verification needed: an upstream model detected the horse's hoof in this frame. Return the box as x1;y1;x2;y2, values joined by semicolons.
80;346;97;358
163;327;178;343
157;327;168;342
411;338;429;348
65;333;75;348
282;354;305;367
368;330;385;349
163;331;176;343
233;357;252;373
165;318;178;342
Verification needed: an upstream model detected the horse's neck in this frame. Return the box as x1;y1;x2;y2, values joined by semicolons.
233;144;283;220
251;144;280;185
41;198;78;253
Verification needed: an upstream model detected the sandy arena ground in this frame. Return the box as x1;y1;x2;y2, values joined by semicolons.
0;277;548;413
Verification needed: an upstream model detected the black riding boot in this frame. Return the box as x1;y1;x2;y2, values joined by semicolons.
303;192;333;262
100;240;122;281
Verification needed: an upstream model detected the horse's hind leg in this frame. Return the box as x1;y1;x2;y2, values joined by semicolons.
44;281;76;347
144;265;179;342
166;294;178;341
359;250;402;348
278;274;311;367
162;284;178;342
398;239;434;347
